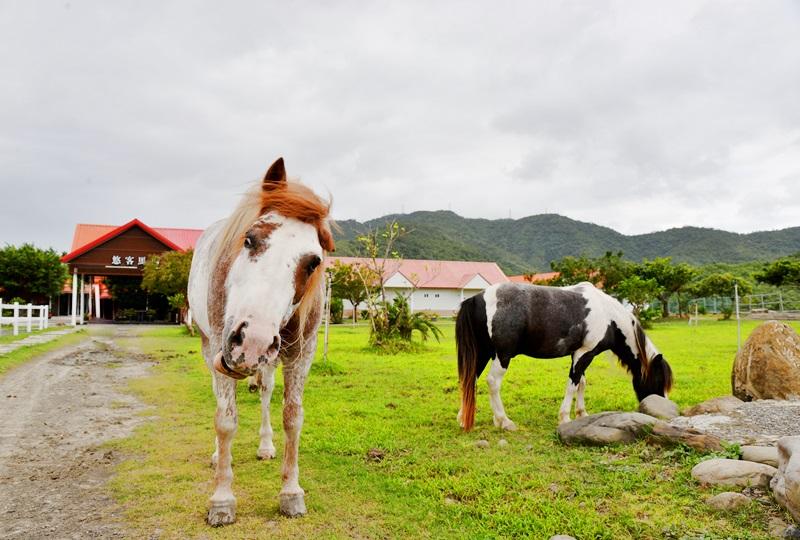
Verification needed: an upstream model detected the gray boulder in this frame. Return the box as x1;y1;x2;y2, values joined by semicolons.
692;458;777;488
742;445;779;467
639;394;679;420
683;395;744;416
706;491;752;511
771;436;800;523
557;412;658;446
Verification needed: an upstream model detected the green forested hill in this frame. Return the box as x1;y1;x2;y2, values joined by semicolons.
332;211;800;275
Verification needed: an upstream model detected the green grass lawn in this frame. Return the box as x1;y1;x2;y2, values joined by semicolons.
111;319;799;539
0;329;87;376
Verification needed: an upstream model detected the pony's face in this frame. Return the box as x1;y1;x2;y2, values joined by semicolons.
214;212;323;379
633;353;674;401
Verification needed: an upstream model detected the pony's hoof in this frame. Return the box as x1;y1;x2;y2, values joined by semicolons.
279;492;307;517
256;445;276;460
501;419;518;431
575;409;588;418
207;500;236;526
558;414;571;425
210;452;218;468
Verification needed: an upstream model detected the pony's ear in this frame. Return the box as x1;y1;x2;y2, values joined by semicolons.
263;157;286;184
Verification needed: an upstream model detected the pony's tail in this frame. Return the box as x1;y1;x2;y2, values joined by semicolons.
456;299;480;432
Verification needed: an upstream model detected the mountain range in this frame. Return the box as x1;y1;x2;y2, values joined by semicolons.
332;211;800;275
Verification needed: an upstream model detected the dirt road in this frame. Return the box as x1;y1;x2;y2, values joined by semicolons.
0;327;153;540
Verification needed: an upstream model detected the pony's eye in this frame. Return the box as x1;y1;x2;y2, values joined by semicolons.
306;256;321;275
243;235;255;249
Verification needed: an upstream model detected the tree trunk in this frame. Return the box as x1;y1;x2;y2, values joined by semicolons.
660;295;670;318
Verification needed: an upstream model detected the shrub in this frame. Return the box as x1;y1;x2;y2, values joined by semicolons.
330;297;344;324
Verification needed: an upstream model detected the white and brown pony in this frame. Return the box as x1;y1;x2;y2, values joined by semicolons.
188;158;334;525
456;282;673;431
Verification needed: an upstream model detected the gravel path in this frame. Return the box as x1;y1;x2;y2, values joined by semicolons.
0;327;80;355
0;327;153;539
671;399;800;445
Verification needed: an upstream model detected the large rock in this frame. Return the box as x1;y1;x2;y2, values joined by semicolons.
742;445;779;467
706;492;752;511
648;423;726;453
683;395;744;417
557;412;658;446
732;321;800;401
771;436;800;523
691;458;777;487
638;395;679;420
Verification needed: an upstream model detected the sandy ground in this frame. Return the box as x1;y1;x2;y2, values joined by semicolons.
0;326;154;540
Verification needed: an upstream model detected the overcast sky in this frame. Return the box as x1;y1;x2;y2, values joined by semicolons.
1;1;799;252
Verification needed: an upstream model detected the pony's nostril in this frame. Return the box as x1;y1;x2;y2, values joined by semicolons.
268;335;280;354
229;321;248;347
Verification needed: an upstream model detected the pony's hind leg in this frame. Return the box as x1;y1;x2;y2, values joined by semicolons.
208;372;238;526
256;364;277;460
486;357;517;431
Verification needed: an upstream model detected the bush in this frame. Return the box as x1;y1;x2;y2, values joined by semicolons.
368;296;443;351
330;297;344;324
720;306;733;320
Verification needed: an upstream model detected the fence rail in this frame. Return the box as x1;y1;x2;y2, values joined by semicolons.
0;298;49;336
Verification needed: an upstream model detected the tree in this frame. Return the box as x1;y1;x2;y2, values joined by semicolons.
141;249;194;334
329;261;380;324
756;256;800;287
0;243;68;304
636;258;696;317
615;275;663;318
547;251;632;296
692;272;754;298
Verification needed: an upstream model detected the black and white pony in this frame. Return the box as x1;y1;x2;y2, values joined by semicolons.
456;282;673;431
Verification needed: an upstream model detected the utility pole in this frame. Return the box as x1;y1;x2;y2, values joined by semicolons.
734;283;742;352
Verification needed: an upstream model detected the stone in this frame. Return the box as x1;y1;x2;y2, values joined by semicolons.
706;491;751;511
742;445;779;467
648;423;726;453
683;395;744;416
732;321;800;401
549;536;576;540
785;526;800;539
769;517;790;538
691;458;777;488
557;412;658;446
475;439;489;449
639;394;680;420
771;436;800;523
498;438;509;448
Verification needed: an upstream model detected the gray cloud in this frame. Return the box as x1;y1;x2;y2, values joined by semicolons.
1;0;799;252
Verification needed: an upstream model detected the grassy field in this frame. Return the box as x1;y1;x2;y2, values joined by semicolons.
0;329;87;376
110;319;799;539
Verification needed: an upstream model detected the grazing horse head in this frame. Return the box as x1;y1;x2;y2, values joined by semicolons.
210;158;335;379
627;321;674;401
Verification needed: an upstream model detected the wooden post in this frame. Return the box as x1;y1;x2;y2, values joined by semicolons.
94;284;101;319
13;302;19;336
26;303;32;332
79;274;85;324
735;283;741;352
779;292;784;312
323;274;332;363
44;306;49;329
71;269;78;326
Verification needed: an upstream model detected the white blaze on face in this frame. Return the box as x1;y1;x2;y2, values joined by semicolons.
224;213;322;367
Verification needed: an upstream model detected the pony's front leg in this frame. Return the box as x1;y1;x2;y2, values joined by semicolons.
574;376;588;418
558;378;578;425
279;357;312;516
208;372;239;526
486;358;517;431
257;364;277;460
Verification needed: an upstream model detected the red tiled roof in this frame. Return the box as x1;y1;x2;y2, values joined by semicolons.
326;257;508;289
66;221;203;259
509;272;559;283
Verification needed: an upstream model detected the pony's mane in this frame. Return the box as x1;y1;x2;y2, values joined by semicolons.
211;178;335;342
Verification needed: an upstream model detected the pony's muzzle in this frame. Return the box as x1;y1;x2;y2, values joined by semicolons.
216;322;281;379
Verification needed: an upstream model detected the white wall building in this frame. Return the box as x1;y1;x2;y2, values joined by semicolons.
326;257;509;316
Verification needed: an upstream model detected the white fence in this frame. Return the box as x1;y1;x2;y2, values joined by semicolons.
0;298;49;336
